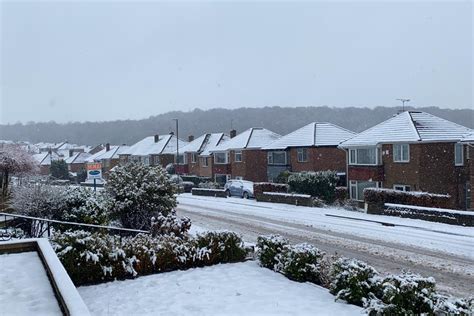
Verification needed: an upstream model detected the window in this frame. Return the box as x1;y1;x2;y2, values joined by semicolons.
143;157;150;166
455;143;464;166
297;148;308;162
393;144;409;162
235;151;242;162
349;180;379;201
154;156;160;165
202;157;208;167
267;151;287;165
191;153;198;163
214;152;228;164
348;147;379;165
393;184;410;192
176;154;185;164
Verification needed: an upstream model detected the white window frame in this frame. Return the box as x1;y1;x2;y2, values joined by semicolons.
455;143;464;166
393;144;410;163
297;148;308;162
191;153;197;163
202;157;209;167
214;152;228;164
348;147;381;166
393;184;410;192
267;151;287;165
234;150;242;162
349;180;380;201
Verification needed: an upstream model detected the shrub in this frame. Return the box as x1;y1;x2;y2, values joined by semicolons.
60;186;110;226
364;188;451;209
287;171;339;203
256;234;289;269
150;213;191;238
330;258;381;306
52;230;135;285
198;181;219;189
106;162;177;230
50;160;70;180
335;186;348;202
275;170;291;184
195;231;247;265
433;294;473;315
275;243;325;284
365;272;437;315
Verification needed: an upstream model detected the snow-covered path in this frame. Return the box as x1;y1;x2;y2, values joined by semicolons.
176;194;474;297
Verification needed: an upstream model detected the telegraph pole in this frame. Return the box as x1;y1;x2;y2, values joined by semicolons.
396;98;410;112
173;118;179;172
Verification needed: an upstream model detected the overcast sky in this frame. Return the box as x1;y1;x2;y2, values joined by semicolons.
0;1;472;124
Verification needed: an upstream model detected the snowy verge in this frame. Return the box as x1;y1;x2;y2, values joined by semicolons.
79;261;361;316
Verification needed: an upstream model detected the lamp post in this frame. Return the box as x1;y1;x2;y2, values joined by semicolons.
396;98;410;112
172;118;179;173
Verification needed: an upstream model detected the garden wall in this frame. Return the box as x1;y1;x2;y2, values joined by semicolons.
256;192;313;207
191;188;227;198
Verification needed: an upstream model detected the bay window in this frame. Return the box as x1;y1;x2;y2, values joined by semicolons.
348;147;380;165
214;152;228;164
267;151;287;165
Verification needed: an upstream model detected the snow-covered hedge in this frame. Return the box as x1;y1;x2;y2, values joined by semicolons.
191;188;227;198
287;171;339;203
150;214;191;238
52;230;248;286
364;188;451;209
253;182;289;197
256;192;314;207
256;234;473;315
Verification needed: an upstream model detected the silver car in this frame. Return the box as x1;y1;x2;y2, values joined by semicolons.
224;180;254;199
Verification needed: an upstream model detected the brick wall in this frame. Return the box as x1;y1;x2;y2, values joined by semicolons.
289;147;346;173
230;149;268;182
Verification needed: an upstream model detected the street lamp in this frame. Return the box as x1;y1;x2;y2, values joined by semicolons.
172;118;179;172
396;98;410;112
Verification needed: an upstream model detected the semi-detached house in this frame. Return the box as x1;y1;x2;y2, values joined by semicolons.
178;133;229;178
461;132;474;210
119;134;188;168
210;128;281;183
263;122;356;182
339;111;473;210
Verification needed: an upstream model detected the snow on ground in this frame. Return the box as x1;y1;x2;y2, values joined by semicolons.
79;261;361;316
0;252;62;315
177;194;474;259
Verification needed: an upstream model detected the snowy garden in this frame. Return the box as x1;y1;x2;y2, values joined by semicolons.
0;147;473;315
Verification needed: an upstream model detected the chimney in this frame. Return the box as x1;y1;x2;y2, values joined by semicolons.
230;129;237;139
154;134;159;143
188;135;194;142
169;131;174;136
105;143;110;151
69;149;74;157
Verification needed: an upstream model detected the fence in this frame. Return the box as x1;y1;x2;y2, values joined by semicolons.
0;212;149;241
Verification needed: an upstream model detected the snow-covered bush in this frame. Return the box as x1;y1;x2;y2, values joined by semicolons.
364;272;437;315
256;234;289;269
195;231;248;265
330;258;381;306
275;243;326;284
198;181;219;189
60;186;110;226
433;294;474;315
287;171;339;203
12;184;66;219
150;214;191;238
52;230;135;285
364;187;451;209
106;162;177;230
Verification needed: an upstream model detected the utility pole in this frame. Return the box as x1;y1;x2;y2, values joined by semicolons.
396;98;410;112
173;118;179;173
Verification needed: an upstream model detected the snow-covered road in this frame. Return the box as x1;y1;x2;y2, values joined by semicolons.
176;194;474;297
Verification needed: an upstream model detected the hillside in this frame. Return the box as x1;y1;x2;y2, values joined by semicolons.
1;106;472;145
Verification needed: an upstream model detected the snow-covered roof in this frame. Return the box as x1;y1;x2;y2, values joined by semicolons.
211;128;280;152
64;152;91;164
85;145;130;162
32;152;61;166
263;122;356;150
121;135;188;156
461;132;474;143
339;111;473;147
180;133;227;155
201;134;230;156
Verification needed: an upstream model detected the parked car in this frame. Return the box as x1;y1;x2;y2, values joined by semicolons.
224;180;254;199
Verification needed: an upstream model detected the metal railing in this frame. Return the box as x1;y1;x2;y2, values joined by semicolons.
0;212;149;241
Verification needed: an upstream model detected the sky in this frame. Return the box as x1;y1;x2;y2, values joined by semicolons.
0;0;472;124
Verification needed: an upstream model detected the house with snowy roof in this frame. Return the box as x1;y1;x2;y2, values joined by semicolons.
263;122;356;182
178;133;230;178
209;128;281;183
86;143;130;176
461;132;474;210
32;152;62;175
119;134;188;169
339;111;473;210
64;151;92;173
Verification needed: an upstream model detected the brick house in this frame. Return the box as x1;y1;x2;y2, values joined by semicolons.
461;132;474;210
339;111;473;210
210;128;281;183
119;134;188;169
32;152;62;175
179;133;229;178
263;122;356;182
65;152;92;174
86;144;130;177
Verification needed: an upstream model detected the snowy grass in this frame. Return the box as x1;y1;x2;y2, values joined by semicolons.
79;261;361;316
0;251;62;315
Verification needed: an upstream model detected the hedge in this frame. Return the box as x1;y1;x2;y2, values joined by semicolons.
287;171;339;203
364;188;451;209
253;182;288;197
191;188;227;198
256;192;314;207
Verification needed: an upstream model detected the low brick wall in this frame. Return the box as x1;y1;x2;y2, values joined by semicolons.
191;188;227;198
380;203;474;226
256;192;313;207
